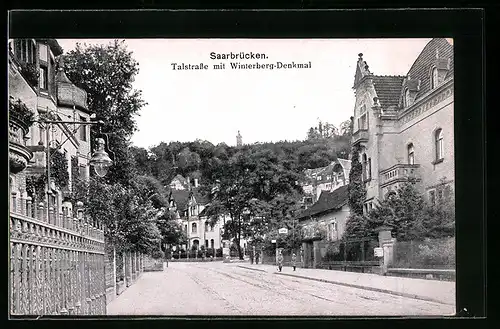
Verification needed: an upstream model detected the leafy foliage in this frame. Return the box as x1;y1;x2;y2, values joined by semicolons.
50;149;69;189
347;144;366;216
363;179;455;241
25;149;69;202
63;40;147;187
20;62;39;87
9;97;35;127
343;143;367;240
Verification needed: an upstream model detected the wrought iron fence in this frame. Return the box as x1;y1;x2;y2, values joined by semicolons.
9;192;106;316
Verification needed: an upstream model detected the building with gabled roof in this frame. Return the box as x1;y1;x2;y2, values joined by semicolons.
167;175;226;252
351;38;454;213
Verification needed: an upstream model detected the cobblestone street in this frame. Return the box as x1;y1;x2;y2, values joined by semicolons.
107;262;455;316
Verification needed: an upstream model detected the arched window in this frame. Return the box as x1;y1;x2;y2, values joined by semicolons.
191;223;197;233
210;239;214;249
435;129;444;161
404;88;411;107
407;143;415;165
431;67;439;89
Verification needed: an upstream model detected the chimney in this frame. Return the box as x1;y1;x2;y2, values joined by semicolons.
194;178;199;188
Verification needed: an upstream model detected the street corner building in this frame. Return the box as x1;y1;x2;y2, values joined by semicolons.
351;38;454;211
8;39;93;210
8;39;108;316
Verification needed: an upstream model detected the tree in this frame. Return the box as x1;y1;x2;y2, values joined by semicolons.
347;144;366;216
63;40;147;187
133;175;169;210
340;119;353;137
344;143;368;240
364;178;455;241
201;145;303;259
155;210;187;247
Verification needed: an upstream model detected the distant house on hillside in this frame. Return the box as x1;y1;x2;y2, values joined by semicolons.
301;158;351;208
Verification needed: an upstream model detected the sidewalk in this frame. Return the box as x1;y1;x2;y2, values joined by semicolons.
237;263;455;306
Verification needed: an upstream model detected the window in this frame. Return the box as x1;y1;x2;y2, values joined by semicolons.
429;190;436;205
435;129;444;161
407;143;415;165
431;67;439;89
78;165;86;180
80;116;87;141
404;88;411;107
317;176;321;181
14;39;36;64
210;239;214;249
358;113;368;130
326;175;331;181
362;154;368;181
39;66;48;90
184;224;188;232
38;44;48;62
205;240;209;248
368;158;372;180
191;223;197;233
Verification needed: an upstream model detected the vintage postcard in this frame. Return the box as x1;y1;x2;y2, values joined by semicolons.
9;37;456;317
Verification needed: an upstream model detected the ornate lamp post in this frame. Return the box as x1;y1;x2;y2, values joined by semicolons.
37;116;113;218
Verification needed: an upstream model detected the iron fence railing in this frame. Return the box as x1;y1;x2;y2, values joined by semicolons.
9;193;106;316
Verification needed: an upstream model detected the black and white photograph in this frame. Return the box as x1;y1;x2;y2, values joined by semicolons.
8;35;458;317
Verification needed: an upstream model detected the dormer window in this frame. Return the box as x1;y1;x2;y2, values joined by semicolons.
431;67;439;89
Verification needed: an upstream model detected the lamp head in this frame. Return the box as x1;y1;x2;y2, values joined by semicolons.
90;137;113;177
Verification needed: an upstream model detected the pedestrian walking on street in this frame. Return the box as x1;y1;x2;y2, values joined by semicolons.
255;252;260;264
250;252;254;265
277;252;284;272
291;253;297;271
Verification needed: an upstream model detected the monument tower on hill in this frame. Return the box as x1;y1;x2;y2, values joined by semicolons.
236;130;243;147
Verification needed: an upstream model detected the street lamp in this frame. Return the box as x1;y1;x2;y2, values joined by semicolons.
37;115;112;219
90;137;113;177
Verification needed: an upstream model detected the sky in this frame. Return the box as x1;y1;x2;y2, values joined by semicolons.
56;38;433;149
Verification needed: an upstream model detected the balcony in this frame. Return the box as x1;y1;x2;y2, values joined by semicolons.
379;163;421;188
9;103;33;174
352;129;369;145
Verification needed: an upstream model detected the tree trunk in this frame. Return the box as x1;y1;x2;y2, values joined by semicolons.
237;215;243;259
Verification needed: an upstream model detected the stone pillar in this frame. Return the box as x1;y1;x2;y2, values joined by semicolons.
376;226;396;275
312;240;321;269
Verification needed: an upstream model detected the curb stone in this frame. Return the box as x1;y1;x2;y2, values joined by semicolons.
237;265;268;273
274;272;454;306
